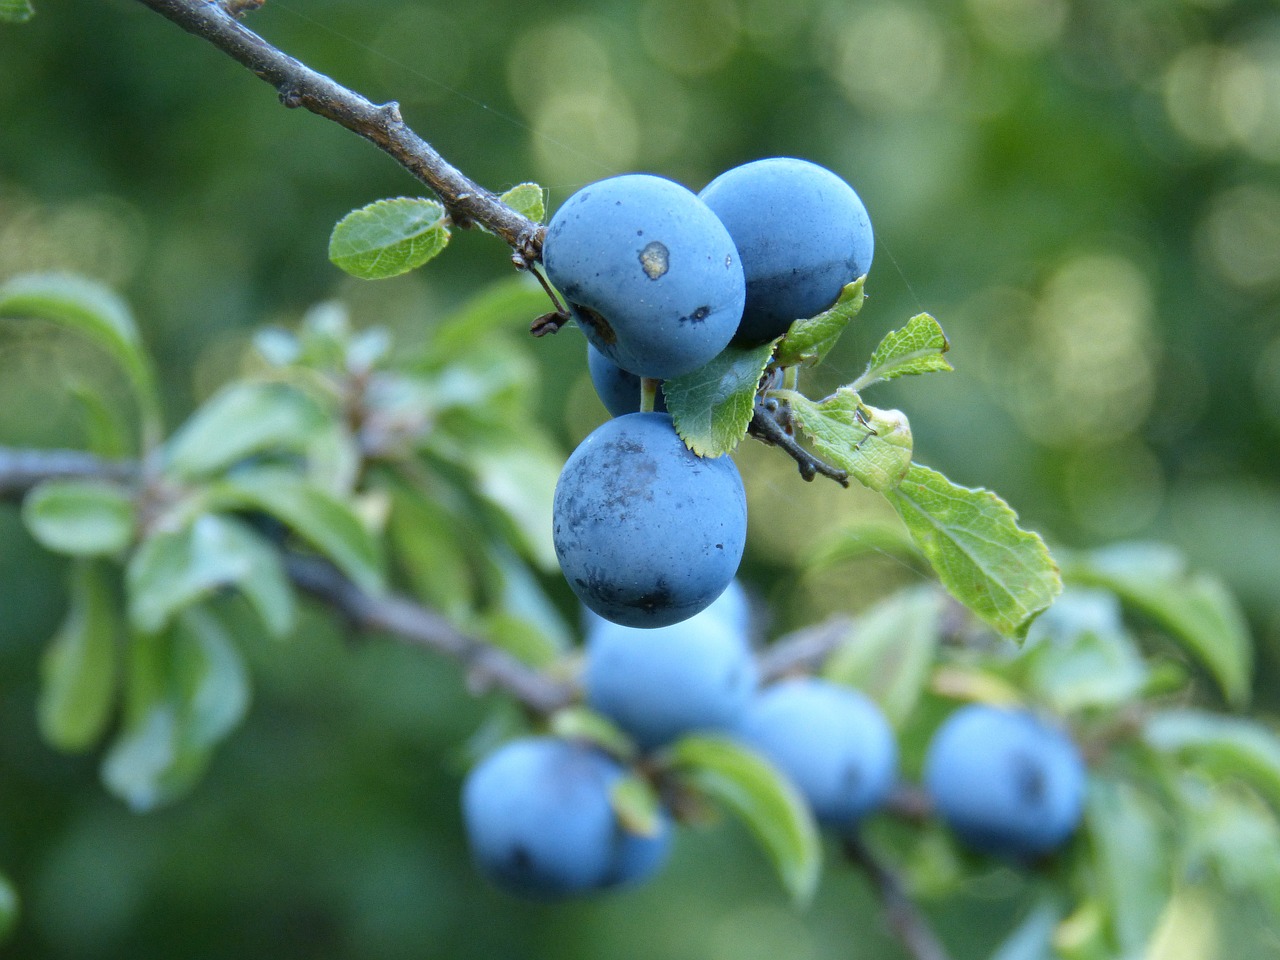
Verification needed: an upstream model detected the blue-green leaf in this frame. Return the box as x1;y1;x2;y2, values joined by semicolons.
208;467;384;596
990;896;1062;960
774;278;865;368
39;561;119;753
1144;709;1280;814
1063;543;1252;707
886;464;1062;639
0;273;159;440
854;313;952;390
126;513;295;638
328;197;451;279
822;585;941;726
665;735;821;907
665;340;779;457
23;478;135;557
165;382;328;480
101;608;250;812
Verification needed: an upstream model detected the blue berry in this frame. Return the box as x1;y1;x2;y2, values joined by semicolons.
554;412;746;628
544;174;745;378
584;603;758;749
700;158;873;345
462;737;671;898
736;678;898;826
587;343;667;417
923;704;1086;859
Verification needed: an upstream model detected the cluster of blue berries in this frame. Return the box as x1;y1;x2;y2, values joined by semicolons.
547;158;875;630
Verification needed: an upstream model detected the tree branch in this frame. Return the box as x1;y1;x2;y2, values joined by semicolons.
0;445;572;715
132;0;543;263
843;834;953;960
748;397;849;487
756;615;856;682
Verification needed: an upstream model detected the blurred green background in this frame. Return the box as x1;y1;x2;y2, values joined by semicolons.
2;0;1279;956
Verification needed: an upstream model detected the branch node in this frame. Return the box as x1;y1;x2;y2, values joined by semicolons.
380;100;403;124
222;0;264;19
278;85;303;109
748;399;849;487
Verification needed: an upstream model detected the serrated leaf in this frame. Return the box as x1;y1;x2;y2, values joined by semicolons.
774;277;865;367
783;389;913;491
39;561;119;752
854;313;952;390
1063;544;1252;707
610;773;663;837
1087;776;1172;955
328;197;451;280
165;381;328;480
101;608;249;812
23;478;135;556
0;0;33;21
665;735;821;906
665;340;778;456
822;586;941;726
550;706;636;761
207;467;385;595
498;182;546;223
126;513;294;638
0;272;159;438
1144;709;1280;814
886;464;1061;638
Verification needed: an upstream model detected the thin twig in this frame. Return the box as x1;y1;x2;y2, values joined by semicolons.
756;615;857;682
0;446;573;715
132;0;543;263
843;834;953;960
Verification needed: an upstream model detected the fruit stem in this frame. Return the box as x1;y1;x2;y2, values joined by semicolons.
782;365;799;392
640;378;660;413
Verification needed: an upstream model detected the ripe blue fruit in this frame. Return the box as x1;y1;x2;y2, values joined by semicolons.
923;704;1086;859
462;737;671;898
736;678;898;826
587;344;667;417
554;412;746;628
699;157;874;345
544;174;746;379
584;602;758;749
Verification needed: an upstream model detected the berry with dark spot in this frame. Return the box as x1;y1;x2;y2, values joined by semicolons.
584;599;758;749
461;737;671;899
923;704;1086;859
553;412;746;628
699;157;874;345
543;174;745;378
735;677;898;826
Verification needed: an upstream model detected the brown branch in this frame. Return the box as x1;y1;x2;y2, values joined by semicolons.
132;0;543;264
843;834;953;960
0;445;573;715
748;397;849;487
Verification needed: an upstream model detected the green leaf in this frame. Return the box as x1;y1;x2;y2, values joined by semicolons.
549;706;636;761
610;773;664;838
23;478;135;556
774;277;866;368
783;389;913;492
126;513;295;638
101;608;250;812
0;872;17;944
69;381;131;457
1143;888;1219;960
854;313;952;390
1086;776;1172;955
0;272;159;439
1063;543;1252;707
665;735;821;906
0;0;33;23
886;463;1061;638
386;480;474;619
498;182;546;223
1144;709;1280;813
664;340;779;457
328;197;451;279
208;467;385;596
164;381;328;480
1023;623;1148;714
990;896;1062;960
470;435;562;570
39;561;119;753
822;586;941;726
